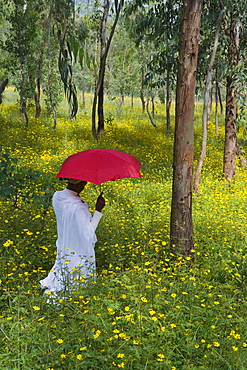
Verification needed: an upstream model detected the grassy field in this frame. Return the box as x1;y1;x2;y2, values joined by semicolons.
0;88;247;369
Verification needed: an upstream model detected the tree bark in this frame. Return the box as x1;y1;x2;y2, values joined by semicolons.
170;0;203;256
35;44;44;118
194;9;224;193
223;11;240;180
35;77;41;118
166;68;171;132
92;0;123;139
0;78;8;104
224;76;237;179
140;64;146;113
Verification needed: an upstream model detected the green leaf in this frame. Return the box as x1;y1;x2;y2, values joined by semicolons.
85;51;91;69
73;39;79;63
79;48;84;69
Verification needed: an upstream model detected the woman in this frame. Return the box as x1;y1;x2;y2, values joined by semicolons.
40;179;105;298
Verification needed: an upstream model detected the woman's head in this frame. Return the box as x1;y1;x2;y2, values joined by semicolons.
66;179;87;193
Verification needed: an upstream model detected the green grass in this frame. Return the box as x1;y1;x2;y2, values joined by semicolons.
0;90;247;369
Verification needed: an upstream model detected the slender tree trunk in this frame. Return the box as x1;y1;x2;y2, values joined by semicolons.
215;69;219;137
119;92;124;107
35;77;41;118
166;68;171;132
92;90;98;139
223;11;240;180
98;80;104;136
35;45;44;118
170;0;203;256
151;96;155;117
140;64;145;113
147;98;156;127
81;78;85;108
92;0;123;139
0;78;8;104
224;75;237;179
20;71;29;127
96;1;109;136
194;9;224;193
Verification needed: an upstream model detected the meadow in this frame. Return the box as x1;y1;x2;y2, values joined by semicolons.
1;88;247;369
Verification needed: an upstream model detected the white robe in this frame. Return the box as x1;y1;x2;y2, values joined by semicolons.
40;188;102;294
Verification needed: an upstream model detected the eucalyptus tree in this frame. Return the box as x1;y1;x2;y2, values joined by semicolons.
91;0;125;140
219;1;247;180
0;0;9;93
194;8;225;193
4;0;42;126
54;0;79;120
106;19;141;106
170;0;203;255
124;0;182;129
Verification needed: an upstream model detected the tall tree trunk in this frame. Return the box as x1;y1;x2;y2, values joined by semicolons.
81;78;85;108
147;98;156;127
35;77;41;118
97;80;104;136
140;64;145;113
223;11;240;180
151;96;155;117
215;69;219;137
35;45;44;118
166;68;171;132
170;0;203;256
0;78;8;104
224;76;237;179
92;0;123;139
20;71;29;127
194;9;224;193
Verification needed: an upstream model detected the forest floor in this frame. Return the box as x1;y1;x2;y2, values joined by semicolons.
0;88;247;369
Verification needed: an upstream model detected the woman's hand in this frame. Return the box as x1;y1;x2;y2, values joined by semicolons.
95;192;105;212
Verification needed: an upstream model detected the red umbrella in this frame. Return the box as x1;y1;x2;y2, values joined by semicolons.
56;149;141;185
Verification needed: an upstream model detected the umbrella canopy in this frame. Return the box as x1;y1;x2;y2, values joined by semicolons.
56;149;141;185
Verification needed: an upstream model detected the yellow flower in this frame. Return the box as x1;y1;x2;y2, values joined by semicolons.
33;306;40;311
56;339;64;344
140;296;148;303
93;330;101;339
117;362;125;368
3;239;13;247
77;354;83;360
157;354;165;361
117;353;125;358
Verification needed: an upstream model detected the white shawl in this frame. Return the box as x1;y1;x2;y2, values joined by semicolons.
40;188;102;294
